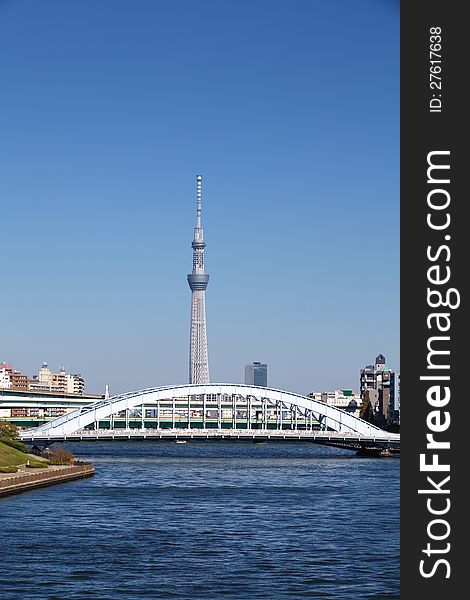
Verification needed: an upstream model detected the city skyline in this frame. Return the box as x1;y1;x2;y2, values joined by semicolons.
0;0;399;396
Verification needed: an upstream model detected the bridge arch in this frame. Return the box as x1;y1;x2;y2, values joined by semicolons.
20;383;395;439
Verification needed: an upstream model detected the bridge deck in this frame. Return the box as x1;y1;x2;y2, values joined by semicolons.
21;428;400;451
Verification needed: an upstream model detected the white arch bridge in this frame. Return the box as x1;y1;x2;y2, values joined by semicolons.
19;384;399;452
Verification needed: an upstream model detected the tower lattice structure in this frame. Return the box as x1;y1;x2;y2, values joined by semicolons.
187;175;210;384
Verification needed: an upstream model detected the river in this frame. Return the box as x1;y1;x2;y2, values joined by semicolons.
0;441;399;599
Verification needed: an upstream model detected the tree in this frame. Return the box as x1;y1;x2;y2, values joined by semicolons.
0;420;19;439
359;390;376;425
48;448;75;465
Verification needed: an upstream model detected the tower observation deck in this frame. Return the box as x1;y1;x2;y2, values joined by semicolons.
187;175;210;384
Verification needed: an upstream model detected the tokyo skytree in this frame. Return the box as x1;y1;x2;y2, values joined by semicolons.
187;175;210;384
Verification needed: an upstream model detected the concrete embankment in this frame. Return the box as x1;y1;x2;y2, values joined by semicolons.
0;463;94;497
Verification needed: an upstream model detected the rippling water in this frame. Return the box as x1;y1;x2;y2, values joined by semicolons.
1;442;399;599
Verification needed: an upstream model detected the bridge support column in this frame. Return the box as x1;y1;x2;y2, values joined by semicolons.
172;398;176;429
157;400;160;430
188;395;191;429
125;408;129;430
217;394;221;429
203;394;207;429
141;405;145;430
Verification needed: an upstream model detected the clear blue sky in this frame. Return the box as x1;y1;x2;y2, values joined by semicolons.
0;0;399;396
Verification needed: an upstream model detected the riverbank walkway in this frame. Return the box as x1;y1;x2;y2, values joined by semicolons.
0;461;94;497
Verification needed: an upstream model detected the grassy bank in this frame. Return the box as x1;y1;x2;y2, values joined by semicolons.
0;441;47;470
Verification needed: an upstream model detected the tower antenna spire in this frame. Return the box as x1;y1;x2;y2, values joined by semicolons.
196;174;202;228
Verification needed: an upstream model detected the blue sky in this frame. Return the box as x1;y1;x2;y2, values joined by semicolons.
0;0;399;395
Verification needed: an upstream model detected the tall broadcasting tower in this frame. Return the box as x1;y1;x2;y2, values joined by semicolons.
187;175;210;384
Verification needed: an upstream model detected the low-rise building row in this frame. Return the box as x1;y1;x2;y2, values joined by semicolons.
0;361;84;395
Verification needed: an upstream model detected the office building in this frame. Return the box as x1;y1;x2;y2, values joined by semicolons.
360;354;396;426
245;362;268;387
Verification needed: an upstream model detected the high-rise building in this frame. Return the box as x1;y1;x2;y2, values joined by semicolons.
360;354;396;425
9;371;29;390
187;175;210;384
0;363;13;389
245;362;268;387
38;361;53;385
0;362;28;390
66;373;85;395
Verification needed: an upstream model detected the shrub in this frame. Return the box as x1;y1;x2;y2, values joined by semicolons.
0;438;27;453
26;461;48;468
48;448;75;465
0;466;19;473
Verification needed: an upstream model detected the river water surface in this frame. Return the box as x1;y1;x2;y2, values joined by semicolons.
1;441;399;599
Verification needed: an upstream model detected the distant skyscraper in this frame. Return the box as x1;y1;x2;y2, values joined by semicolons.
245;362;267;387
187;175;210;384
360;354;396;425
